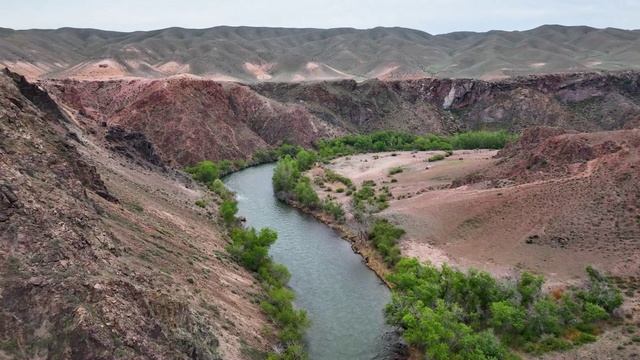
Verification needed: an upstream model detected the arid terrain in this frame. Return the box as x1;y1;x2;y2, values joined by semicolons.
318;128;640;282
308;127;640;359
1;31;639;357
1;25;640;82
0;69;277;359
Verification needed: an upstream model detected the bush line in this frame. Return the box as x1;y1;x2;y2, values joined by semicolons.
364;219;622;359
187;169;309;359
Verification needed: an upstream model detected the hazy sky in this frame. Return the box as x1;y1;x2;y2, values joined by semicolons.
2;0;639;34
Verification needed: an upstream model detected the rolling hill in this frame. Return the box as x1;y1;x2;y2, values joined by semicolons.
1;25;640;81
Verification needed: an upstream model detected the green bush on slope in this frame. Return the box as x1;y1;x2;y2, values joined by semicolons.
385;257;622;359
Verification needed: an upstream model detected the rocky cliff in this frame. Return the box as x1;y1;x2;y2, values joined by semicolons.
43;71;640;167
252;71;640;133
43;77;341;166
0;69;276;359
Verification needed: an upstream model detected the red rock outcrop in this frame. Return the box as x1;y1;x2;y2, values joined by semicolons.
44;77;340;166
42;71;640;167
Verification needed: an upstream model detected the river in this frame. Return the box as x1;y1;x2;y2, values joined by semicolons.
224;163;396;360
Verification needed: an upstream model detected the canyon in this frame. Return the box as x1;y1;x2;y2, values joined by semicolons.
40;71;640;168
0;26;639;359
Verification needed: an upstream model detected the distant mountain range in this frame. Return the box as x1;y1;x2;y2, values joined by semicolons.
1;25;639;82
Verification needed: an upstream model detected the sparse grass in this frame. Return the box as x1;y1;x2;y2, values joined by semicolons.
5;256;22;275
428;153;446;162
126;201;144;213
324;169;353;187
388;166;403;175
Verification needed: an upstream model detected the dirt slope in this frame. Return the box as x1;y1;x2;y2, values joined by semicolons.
0;69;275;359
1;25;640;81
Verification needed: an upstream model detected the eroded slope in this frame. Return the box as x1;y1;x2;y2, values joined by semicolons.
40;71;640;169
0;70;275;359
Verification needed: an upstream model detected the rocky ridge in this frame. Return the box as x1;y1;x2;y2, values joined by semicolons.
0;68;276;359
41;71;640;168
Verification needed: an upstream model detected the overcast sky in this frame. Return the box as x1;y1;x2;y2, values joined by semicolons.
2;0;639;34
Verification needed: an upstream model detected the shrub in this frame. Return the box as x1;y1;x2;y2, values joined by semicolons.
294;177;320;209
220;199;239;225
582;302;608;323
322;199;345;222
324;169;353;187
354;185;375;201
388;166;403;175
369;219;405;265
195;199;208;208
253;148;279;163
277;143;303;158
209;179;233;199
578;266;623;312
428;154;446;162
259;263;291;288
185;160;220;183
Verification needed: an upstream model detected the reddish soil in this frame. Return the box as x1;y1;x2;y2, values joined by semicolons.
328;128;640;282
0;69;275;359
36;71;640;171
43;78;341;166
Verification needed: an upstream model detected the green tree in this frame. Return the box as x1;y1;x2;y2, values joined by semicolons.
273;156;301;193
294;177;320;208
227;227;277;271
295;149;317;171
518;272;544;307
525;298;563;339
220;199;238;225
185;160;219;183
490;301;526;333
369;219;405;265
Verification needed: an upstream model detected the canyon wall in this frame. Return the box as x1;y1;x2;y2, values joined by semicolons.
0;69;276;359
43;71;640;166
